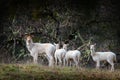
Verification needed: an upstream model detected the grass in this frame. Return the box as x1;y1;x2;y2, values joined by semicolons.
0;64;120;80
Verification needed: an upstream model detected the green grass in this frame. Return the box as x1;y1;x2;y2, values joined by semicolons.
0;64;120;80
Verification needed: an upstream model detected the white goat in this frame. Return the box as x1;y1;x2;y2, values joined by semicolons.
54;43;68;66
90;44;116;71
65;49;81;67
25;34;56;67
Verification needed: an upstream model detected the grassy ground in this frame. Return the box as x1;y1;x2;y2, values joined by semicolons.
0;64;120;80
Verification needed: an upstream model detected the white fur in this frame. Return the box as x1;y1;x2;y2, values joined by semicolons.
90;44;116;71
25;35;56;67
65;50;81;67
54;43;67;66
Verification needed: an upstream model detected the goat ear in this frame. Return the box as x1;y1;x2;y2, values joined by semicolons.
24;33;29;39
31;35;34;38
66;43;69;46
61;41;64;45
53;43;56;46
94;43;96;46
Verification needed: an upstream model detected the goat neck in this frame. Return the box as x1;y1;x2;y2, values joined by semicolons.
26;39;34;51
90;48;96;56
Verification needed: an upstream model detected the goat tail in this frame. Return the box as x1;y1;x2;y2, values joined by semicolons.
114;54;117;63
53;50;56;65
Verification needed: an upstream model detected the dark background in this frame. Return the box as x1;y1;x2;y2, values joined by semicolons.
0;0;120;64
